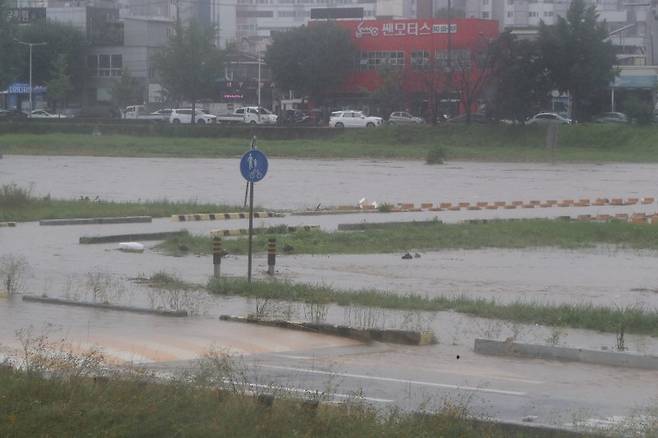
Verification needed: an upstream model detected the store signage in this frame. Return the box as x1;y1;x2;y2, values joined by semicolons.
355;21;457;39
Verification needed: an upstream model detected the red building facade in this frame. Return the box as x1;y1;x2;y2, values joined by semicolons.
331;18;499;116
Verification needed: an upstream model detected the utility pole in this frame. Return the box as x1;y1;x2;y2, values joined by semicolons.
14;39;47;118
446;0;453;118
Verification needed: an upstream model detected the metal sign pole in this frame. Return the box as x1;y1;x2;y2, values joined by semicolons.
247;180;254;282
247;137;256;282
239;136;267;284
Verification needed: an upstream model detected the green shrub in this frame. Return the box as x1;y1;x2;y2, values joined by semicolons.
0;184;34;208
426;145;446;164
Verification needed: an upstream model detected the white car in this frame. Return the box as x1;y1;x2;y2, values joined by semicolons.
329;110;383;128
169;108;217;124
30;109;67;119
526;112;572;125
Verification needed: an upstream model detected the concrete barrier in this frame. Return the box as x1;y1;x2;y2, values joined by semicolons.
40;216;152;226
219;315;436;346
474;338;658;370
171;211;281;222
210;225;319;237
80;231;187;244
22;295;187;317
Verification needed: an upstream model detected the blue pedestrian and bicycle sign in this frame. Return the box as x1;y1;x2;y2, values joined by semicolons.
240;149;268;183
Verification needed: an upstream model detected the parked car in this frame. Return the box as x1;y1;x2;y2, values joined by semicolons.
329;110;383;128
388;111;424;125
216;106;277;125
30;109;67;119
593;112;628;124
526;112;572;125
0;109;28;121
169;108;217;124
123;106;172;122
278;109;311;126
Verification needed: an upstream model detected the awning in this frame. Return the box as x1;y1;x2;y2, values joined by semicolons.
611;74;657;89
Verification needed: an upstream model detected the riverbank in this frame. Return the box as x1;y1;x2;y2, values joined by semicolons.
0;365;592;437
2;124;658;162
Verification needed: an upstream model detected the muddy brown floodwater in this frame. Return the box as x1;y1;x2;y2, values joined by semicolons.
2;155;657;209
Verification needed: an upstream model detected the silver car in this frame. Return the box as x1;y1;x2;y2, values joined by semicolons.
526;112;572;125
388;111;424;125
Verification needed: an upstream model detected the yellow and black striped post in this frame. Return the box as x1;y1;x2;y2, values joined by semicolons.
213;237;223;279
267;238;276;276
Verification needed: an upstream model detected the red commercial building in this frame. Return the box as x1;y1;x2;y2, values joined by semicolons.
330;18;499;117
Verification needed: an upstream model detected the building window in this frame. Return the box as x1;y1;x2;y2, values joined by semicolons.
88;54;123;77
481;11;489;19
411;50;430;70
358;51;404;70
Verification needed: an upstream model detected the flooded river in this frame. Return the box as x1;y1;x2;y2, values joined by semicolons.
2;155;657;209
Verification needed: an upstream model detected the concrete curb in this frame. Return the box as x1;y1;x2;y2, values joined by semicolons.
22;295;187;317
210;225;320;237
337;220;442;231
294;196;656;215
0;222;16;227
172;212;283;222
79;230;187;244
219;315;436;345
474;338;658;370
40;216;152;226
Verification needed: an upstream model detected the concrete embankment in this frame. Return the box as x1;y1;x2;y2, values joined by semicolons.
22;295;187;317
40;216;152;226
219;315;435;345
474;338;658;370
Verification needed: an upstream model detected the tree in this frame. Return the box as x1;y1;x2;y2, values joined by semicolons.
451;39;497;123
152;20;224;124
368;64;406;119
0;0;21;90
45;55;73;114
538;0;617;121
111;69;143;109
488;32;552;123
17;20;87;94
265;23;357;104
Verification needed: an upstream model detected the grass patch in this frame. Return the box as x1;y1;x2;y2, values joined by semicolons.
208;277;658;337
156;219;658;256
0;184;247;222
4;124;658;162
0;366;591;437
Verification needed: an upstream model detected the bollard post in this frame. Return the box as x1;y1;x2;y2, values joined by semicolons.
213;237;222;279
267;238;276;275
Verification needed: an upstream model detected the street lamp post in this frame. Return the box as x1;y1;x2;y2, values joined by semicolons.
257;54;261;107
14;39;47;118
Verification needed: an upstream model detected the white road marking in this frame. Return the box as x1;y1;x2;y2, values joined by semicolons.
273;354;313;360
225;380;393;403
257;364;527;397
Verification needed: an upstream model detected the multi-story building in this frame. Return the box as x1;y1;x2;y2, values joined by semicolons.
454;0;657;66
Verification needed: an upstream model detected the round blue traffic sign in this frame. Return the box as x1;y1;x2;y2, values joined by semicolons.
240;149;268;182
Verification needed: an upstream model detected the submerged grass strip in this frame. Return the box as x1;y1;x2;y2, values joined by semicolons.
157;220;658;256
0;197;247;222
208;278;658;336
